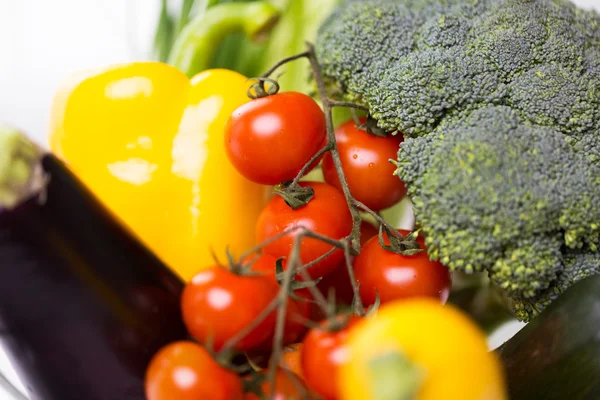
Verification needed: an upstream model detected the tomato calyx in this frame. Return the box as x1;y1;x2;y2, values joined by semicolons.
357;115;390;138
272;259;323;312
242;369;268;398
378;225;425;256
273;181;315;210
320;312;354;333
366;350;425;400
224;250;268;277
363;290;381;317
247;77;280;99
196;339;252;378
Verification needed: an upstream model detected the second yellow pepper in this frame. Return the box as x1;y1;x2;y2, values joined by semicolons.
49;64;269;281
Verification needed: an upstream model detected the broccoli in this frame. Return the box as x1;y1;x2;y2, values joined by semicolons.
399;106;600;319
316;0;600;320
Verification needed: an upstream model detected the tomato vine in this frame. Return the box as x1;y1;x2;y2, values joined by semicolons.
239;43;425;399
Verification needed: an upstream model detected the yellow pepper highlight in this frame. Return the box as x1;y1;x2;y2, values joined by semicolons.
49;63;269;281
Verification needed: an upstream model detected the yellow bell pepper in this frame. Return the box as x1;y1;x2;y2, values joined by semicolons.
49;64;270;281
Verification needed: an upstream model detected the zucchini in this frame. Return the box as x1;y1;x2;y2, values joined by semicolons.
0;128;187;400
497;275;600;400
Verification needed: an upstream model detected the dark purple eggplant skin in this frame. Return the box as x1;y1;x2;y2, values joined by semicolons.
497;275;600;400
0;154;187;400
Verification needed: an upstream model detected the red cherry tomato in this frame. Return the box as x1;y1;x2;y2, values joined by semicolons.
241;254;312;348
258;288;313;351
225;92;327;185
245;253;280;281
145;341;243;400
244;368;313;400
322;118;407;211
284;289;312;345
181;266;280;352
243;253;313;347
359;219;379;245
317;220;379;305
256;182;353;279
301;316;362;400
353;229;451;307
316;262;355;306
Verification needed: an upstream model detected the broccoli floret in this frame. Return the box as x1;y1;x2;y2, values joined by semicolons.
399;106;600;320
318;0;600;137
399;105;599;291
512;250;600;320
317;0;600;320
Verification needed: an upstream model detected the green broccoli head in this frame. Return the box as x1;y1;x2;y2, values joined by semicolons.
317;0;600;159
398;106;600;305
512;250;600;320
316;0;600;321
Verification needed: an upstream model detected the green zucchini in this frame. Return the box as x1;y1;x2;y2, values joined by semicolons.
497;276;600;400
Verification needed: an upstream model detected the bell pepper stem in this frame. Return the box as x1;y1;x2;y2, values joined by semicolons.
168;2;281;78
367;350;425;400
0;127;46;209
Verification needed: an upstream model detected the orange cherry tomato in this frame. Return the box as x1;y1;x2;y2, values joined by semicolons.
145;341;243;400
279;343;305;380
244;368;314;400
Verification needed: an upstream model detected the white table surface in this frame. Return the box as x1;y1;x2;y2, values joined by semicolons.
0;0;598;398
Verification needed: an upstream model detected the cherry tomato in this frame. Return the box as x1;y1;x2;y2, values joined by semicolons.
256;181;353;279
258;288;313;351
244;369;313;400
181;266;280;351
145;341;243;400
359;220;379;245
317;220;379;305
244;254;312;346
243;254;313;348
322;118;407;211
245;253;280;281
302;315;362;400
284;289;312;345
316;263;354;306
225;92;326;185
353;229;451;307
279;343;305;380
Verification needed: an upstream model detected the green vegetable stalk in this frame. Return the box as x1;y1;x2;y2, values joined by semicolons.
168;2;280;77
155;0;340;91
254;0;339;91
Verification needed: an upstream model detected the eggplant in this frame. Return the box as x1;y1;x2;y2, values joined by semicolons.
0;127;187;400
497;275;600;400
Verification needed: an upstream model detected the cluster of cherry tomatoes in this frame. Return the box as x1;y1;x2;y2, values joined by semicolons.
144;91;453;400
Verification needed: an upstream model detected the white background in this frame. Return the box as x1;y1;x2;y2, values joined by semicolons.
0;0;599;398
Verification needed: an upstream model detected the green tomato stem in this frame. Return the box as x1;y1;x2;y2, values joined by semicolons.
168;1;280;77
